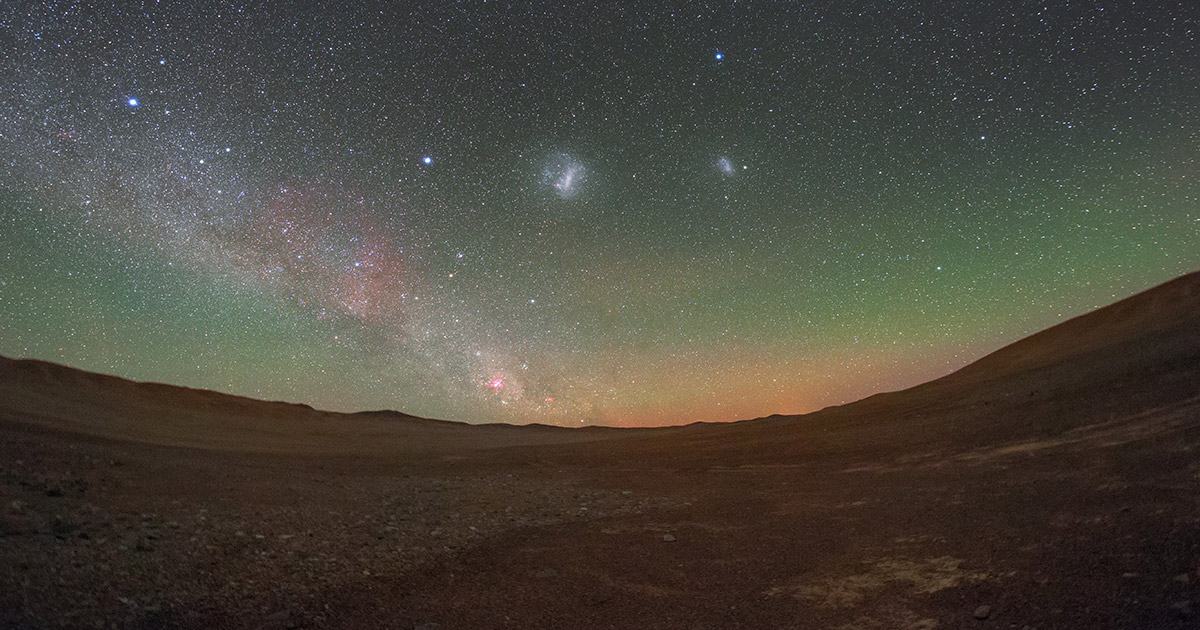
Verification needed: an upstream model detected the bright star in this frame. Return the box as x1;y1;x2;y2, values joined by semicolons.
422;156;433;164
127;98;139;107
715;52;724;60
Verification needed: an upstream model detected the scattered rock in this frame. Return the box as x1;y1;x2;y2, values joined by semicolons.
535;568;558;579
1172;600;1192;616
1174;573;1191;584
45;488;64;498
264;610;290;623
973;605;991;620
662;534;677;542
414;623;441;630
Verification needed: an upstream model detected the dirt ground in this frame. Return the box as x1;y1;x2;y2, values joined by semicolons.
2;273;1199;629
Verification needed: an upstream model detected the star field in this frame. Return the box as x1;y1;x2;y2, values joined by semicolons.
1;1;1198;426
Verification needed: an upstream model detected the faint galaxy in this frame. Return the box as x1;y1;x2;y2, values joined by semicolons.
1;1;1198;426
543;153;587;199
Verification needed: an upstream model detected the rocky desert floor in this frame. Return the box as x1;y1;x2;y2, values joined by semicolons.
3;382;1200;629
3;273;1200;629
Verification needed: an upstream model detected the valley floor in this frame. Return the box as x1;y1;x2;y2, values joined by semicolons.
3;388;1199;629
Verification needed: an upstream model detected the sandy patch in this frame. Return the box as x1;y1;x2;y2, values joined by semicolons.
766;555;989;608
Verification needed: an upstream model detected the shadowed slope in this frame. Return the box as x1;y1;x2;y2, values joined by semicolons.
945;270;1200;383
2;271;1198;458
1;273;1198;630
0;358;640;456
512;271;1200;466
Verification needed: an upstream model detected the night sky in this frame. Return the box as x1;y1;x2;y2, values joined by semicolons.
2;2;1197;426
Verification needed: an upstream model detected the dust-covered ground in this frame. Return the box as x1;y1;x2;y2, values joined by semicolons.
2;273;1199;629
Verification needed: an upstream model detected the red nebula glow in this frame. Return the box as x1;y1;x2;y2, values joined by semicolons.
485;377;504;391
236;186;413;327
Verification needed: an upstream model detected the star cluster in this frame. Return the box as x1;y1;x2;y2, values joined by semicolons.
1;1;1197;425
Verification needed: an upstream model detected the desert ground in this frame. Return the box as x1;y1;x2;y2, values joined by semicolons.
2;271;1199;629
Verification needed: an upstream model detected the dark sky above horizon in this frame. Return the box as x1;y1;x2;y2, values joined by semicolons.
2;1;1198;426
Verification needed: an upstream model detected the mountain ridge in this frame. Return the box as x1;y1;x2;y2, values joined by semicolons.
1;270;1197;450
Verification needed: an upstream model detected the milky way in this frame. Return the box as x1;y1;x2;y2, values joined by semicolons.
1;2;1198;426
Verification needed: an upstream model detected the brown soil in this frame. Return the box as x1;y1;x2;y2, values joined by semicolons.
2;272;1199;629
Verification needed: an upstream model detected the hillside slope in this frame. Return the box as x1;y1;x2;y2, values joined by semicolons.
3;271;1197;455
2;272;1199;629
0;357;640;456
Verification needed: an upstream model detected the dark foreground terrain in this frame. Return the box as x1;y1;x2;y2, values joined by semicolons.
2;272;1199;629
